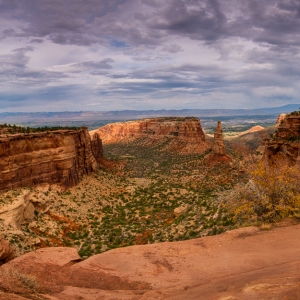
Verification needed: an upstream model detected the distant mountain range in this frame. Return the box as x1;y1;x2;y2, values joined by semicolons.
0;104;299;123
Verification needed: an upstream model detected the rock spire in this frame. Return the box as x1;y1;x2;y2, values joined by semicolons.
212;121;226;155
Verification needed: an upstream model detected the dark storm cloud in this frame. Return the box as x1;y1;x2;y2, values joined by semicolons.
233;0;300;47
1;0;300;111
150;0;227;41
0;0;127;45
2;0;300;48
30;38;43;43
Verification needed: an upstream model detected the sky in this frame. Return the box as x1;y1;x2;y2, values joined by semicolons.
1;0;300;112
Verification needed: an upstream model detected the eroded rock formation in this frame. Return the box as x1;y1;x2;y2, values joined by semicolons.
0;190;48;229
90;132;103;164
264;113;300;164
0;236;14;265
275;113;286;127
90;117;210;154
0;128;103;191
212;121;226;155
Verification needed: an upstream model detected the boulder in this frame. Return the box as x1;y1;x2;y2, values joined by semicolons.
0;236;14;265
0;191;35;229
174;206;187;217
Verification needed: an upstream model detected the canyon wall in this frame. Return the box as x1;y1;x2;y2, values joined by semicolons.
264;113;300;164
0;128;102;191
90;117;210;153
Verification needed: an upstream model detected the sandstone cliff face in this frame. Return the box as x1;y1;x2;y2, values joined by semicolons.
264;114;300;164
212;121;226;155
90;117;210;154
0;128;102;191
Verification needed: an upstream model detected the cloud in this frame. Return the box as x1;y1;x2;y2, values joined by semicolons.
1;0;300;112
161;44;183;53
30;38;43;43
49;58;114;73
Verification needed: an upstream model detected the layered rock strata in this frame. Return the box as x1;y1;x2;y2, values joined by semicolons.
212;121;226;155
0;128;102;191
264;113;300;164
90;117;210;154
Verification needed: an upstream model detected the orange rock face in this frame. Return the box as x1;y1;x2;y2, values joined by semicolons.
90;117;210;153
1;224;300;299
0;128;103;191
276;114;300;139
264;114;300;164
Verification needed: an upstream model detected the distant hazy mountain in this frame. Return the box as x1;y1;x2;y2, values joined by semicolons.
1;104;299;123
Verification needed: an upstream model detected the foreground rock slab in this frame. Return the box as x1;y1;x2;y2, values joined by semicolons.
1;224;300;299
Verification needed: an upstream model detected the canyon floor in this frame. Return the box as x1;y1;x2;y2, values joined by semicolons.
0;221;299;299
0;140;245;259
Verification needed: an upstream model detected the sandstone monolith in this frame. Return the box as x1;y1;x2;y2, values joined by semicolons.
212;121;226;155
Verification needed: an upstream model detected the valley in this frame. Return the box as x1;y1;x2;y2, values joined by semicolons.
0;117;246;259
0;112;299;299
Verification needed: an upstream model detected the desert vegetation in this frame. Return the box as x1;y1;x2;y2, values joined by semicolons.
0;124;82;135
220;158;300;226
1;116;299;260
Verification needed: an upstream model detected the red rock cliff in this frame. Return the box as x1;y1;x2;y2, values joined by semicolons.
264;113;300;164
90;117;210;153
0;127;103;191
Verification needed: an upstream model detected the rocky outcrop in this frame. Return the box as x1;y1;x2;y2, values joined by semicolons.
174;206;187;217
90;132;103;164
0;236;14;265
212;121;226;155
238;125;264;137
275;113;286;127
0;190;48;229
0;128;103;191
1;224;300;299
264;113;300;164
90;117;210;154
